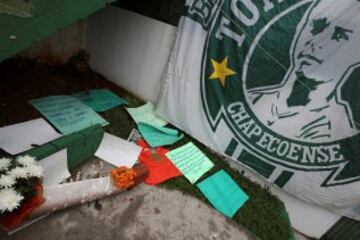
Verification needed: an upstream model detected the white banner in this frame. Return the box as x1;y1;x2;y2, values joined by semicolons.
157;0;360;220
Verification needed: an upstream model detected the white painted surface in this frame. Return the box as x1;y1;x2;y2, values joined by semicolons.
86;7;177;102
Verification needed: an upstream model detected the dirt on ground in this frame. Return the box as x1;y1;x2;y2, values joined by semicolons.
0;56;128;128
0;56;131;159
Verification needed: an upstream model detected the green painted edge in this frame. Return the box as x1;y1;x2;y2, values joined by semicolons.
321;217;360;240
25;124;104;171
0;0;117;62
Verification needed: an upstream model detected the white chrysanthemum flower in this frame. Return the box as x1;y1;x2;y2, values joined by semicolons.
9;167;29;179
24;165;43;178
16;155;36;167
0;158;11;171
0;174;15;188
0;188;24;213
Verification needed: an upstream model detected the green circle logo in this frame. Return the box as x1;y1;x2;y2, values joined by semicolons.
200;0;360;186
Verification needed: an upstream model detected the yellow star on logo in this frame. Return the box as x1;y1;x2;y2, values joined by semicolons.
209;57;236;87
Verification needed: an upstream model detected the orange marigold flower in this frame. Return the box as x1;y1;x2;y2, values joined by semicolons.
111;167;137;189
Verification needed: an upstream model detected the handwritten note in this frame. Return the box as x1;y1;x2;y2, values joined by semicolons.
137;122;183;147
126;102;167;127
166;142;214;184
197;170;249;218
30;95;108;135
73;89;127;112
95;133;142;167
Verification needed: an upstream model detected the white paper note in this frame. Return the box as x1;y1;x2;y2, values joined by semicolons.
95;133;141;167
38;149;70;186
0;118;62;155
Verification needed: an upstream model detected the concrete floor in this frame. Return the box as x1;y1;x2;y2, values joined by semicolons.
0;157;310;240
1;184;257;240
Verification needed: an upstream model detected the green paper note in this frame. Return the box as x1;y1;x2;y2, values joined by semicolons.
126;102;167;127
166;142;214;184
73;89;127;112
197;170;249;218
138;122;183;148
30;95;108;135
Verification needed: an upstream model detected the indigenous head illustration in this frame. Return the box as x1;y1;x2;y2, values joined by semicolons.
248;0;360;143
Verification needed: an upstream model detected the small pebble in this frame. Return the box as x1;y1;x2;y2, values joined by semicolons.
94;200;102;211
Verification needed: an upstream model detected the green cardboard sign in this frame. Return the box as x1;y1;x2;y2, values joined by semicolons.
25;125;104;170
